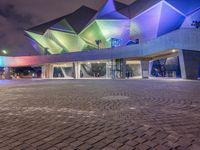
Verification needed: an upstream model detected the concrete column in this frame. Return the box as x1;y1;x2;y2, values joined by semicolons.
48;64;53;79
148;61;153;77
42;64;53;79
141;61;149;79
41;66;46;79
111;59;116;79
179;49;200;80
106;60;112;79
4;67;11;79
179;50;186;79
73;62;80;79
72;63;76;79
121;59;126;79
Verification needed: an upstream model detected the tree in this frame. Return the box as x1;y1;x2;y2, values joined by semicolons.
95;40;102;49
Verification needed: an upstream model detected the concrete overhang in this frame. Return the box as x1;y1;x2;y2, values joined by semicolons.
0;28;200;67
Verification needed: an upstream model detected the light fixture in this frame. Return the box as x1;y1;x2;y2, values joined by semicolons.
172;49;176;53
2;49;7;54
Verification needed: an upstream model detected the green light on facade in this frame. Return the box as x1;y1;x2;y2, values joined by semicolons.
26;31;63;54
79;21;106;48
48;30;86;52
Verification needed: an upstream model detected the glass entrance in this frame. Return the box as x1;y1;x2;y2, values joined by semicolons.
150;56;181;78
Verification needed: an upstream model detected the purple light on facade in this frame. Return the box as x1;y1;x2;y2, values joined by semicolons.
51;24;69;32
30;38;43;54
165;0;200;15
98;11;128;19
97;0;116;18
131;2;162;42
157;2;185;36
131;1;185;42
0;80;13;85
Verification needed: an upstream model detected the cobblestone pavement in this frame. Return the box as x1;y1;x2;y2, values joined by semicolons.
0;79;200;150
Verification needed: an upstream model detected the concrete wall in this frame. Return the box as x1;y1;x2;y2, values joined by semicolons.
141;61;149;78
179;50;200;80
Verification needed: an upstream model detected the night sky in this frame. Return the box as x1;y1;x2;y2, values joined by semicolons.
0;0;135;56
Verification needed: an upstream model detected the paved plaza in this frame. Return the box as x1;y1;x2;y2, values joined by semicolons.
0;79;200;150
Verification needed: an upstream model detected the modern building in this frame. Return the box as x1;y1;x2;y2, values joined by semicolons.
1;0;200;80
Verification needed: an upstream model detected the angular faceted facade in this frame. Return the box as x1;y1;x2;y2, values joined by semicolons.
26;6;98;54
130;1;185;42
26;0;200;54
25;0;131;54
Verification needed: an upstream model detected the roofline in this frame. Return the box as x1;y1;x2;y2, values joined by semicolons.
26;5;97;33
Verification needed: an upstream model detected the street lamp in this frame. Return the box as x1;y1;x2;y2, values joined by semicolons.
2;49;7;55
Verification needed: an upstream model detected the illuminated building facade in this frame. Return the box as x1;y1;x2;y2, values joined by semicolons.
1;0;200;80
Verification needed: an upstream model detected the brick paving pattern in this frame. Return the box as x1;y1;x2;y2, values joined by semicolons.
0;79;199;150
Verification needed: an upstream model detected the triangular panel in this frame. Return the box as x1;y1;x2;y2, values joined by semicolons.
48;30;86;52
166;0;200;15
79;21;107;49
131;2;162;42
44;30;67;52
50;19;76;34
98;11;128;19
26;31;63;54
114;1;128;11
27;18;62;35
65;6;97;34
157;2;185;36
97;0;116;18
96;20;130;45
28;38;45;55
118;7;131;18
129;0;161;19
